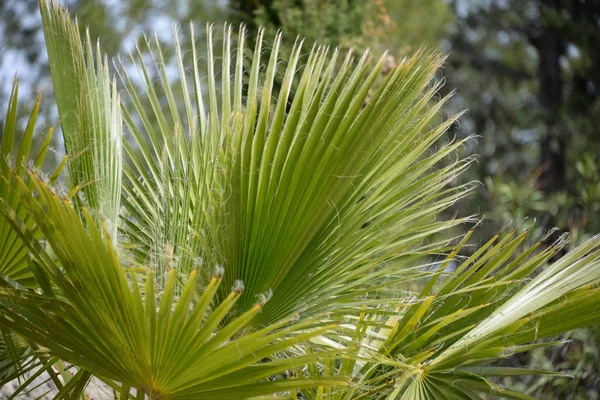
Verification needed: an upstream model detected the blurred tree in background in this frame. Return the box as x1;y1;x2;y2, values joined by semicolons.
233;0;452;53
1;0;599;398
444;0;600;247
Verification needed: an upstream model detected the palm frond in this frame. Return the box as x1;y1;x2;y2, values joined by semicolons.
41;0;122;238
0;167;345;399
0;80;65;287
313;229;600;399
120;23;474;325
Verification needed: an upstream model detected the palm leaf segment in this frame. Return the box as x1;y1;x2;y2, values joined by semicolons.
41;0;122;239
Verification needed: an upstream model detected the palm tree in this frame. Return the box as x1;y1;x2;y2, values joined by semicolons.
1;1;599;399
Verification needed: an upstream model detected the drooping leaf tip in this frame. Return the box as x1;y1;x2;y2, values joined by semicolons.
232;280;244;294
256;288;273;306
213;264;224;278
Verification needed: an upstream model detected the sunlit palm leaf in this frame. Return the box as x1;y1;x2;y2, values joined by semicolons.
0;168;345;399
0;80;66;287
41;0;122;238
120;23;475;325
311;229;600;399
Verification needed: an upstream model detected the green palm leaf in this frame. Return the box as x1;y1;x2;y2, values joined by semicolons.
0;168;345;399
41;0;122;238
120;22;474;325
308;229;600;399
0;80;66;287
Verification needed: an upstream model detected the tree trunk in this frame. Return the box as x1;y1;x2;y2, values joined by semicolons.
536;0;566;194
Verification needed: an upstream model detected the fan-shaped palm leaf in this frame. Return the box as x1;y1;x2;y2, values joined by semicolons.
119;22;474;325
0;168;345;399
300;229;600;399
